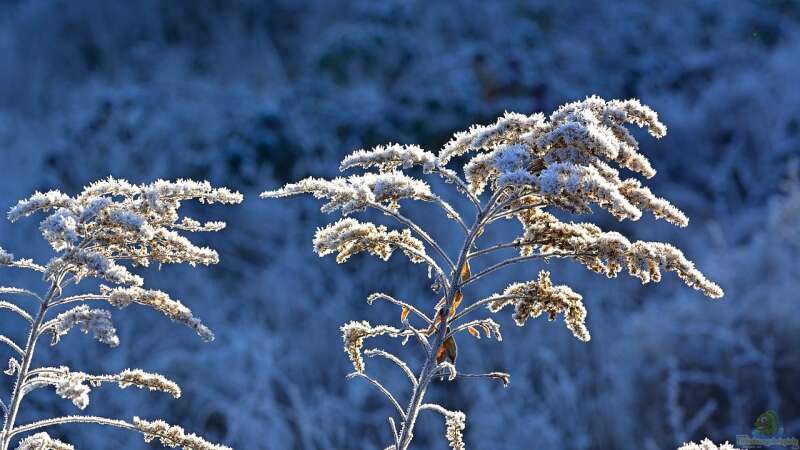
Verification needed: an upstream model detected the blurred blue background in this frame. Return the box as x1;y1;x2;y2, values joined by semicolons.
0;1;798;448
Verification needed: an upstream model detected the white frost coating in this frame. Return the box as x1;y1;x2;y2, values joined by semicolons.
340;143;438;173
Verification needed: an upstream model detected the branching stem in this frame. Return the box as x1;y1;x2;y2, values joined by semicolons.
347;372;406;419
395;190;499;449
0;277;60;450
459;252;596;289
368;293;432;325
372;203;456;271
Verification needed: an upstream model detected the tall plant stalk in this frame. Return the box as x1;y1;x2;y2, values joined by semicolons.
263;96;724;449
1;281;58;449
395;194;497;449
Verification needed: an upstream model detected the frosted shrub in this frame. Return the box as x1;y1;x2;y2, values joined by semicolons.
263;96;723;449
0;178;242;450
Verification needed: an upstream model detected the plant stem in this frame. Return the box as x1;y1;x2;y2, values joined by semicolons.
395;196;497;449
0;280;59;450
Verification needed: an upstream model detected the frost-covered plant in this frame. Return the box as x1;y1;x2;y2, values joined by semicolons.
0;178;242;450
263;96;723;449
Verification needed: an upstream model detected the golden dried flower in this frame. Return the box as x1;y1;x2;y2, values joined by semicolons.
261;172;439;214
313;218;427;264
490;271;589;341
444;410;466;450
340;320;401;372
340;143;438;173
101;285;213;341
133;417;232;450
15;432;74;450
114;369;181;399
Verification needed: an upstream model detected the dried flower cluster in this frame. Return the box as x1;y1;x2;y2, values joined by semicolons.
314;218;427;264
0;178;240;450
341;321;401;373
133;417;232;450
101;285;213;341
515;209;721;297
265;96;723;449
444;410;466;450
488;270;588;341
14;432;74;450
49;305;119;347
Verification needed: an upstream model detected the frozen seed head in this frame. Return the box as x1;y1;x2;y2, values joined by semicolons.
340;320;401;372
54;372;91;409
15;433;75;450
261;172;437;215
8;177;240;285
26;367;180;410
514;209;722;298
439;111;547;165
102;285;214;341
489;271;589;341
8;190;74;223
444;410;466;450
340;143;438;173
618;179;688;226
133;417;232;450
113;369;181;398
50;305;119;347
313;218;427;264
535;162;642;221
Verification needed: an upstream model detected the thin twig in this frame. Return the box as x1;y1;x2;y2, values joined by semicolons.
487;202;545;224
48;294;109;308
347;372;406;419
9;415;135;438
388;417;400;449
368;293;432;325
0;336;23;357
0;302;32;323
419;403;449;416
0;288;42;303
451;295;527;323
433;167;481;211
23;367;63;380
402;319;431;354
453;372;511;387
467;241;526;260
459;252;596;288
402;248;449;290
365;349;418;387
372;203;456;271
432;198;470;234
446;319;501;341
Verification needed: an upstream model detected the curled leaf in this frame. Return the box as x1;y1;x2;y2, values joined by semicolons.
436;336;458;364
448;290;463;318
488;372;511;387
